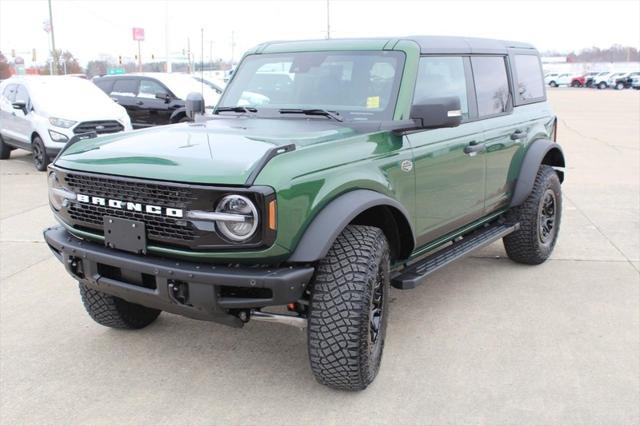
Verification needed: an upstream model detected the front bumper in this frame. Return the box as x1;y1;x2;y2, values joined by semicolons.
44;226;314;327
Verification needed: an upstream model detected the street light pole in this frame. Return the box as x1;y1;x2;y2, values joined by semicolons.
48;0;57;74
326;0;330;39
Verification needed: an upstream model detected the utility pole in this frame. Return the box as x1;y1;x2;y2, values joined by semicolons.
165;1;171;72
47;0;57;74
201;28;204;92
137;40;142;72
231;31;236;65
209;41;213;66
326;0;330;39
187;37;191;73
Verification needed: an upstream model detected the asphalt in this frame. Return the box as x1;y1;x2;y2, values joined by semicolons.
1;88;638;425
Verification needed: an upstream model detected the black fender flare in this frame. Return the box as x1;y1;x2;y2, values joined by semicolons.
288;189;415;263
510;139;565;207
169;108;188;123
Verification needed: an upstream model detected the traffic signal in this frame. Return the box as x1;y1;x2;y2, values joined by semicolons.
135;54;138;60
11;49;15;57
151;53;155;60
118;55;122;65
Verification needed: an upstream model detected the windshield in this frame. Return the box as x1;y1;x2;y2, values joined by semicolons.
218;51;405;121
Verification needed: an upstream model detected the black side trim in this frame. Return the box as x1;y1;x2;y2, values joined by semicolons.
244;144;296;186
288;189;415;263
510;138;565;207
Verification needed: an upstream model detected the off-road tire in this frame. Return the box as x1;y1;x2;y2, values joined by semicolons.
79;283;161;329
32;135;49;171
0;134;10;160
307;225;391;391
503;165;562;265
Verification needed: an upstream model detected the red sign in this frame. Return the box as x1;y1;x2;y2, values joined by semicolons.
132;27;145;41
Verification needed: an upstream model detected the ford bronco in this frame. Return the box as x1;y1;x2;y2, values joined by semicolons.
42;36;564;391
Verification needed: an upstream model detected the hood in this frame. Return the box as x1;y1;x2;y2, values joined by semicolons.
42;99;127;123
54;117;362;185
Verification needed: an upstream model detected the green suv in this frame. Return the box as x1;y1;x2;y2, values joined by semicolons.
43;36;564;391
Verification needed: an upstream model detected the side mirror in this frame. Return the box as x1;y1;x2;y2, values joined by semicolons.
410;96;462;129
185;92;205;119
12;100;27;113
155;92;171;102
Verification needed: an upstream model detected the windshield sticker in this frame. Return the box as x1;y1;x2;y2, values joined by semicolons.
366;96;380;109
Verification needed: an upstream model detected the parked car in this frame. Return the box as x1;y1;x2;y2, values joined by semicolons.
631;76;640;90
592;72;616;89
93;72;221;128
610;71;640;90
544;72;572;87
0;76;131;171
44;36;564;391
570;75;586;87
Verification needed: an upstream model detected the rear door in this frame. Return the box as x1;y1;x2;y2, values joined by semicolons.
110;78;143;127
407;56;486;246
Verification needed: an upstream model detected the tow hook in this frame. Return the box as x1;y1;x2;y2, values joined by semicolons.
67;255;84;278
168;280;190;305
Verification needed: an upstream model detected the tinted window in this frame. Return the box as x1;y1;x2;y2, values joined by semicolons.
2;84;17;102
94;78;113;94
414;57;469;118
471;56;510;116
111;79;138;96
138;79;169;99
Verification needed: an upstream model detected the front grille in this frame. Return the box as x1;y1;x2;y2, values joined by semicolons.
74;120;124;135
64;173;198;242
55;169;276;251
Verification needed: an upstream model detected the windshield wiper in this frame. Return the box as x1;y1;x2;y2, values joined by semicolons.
279;108;343;122
215;106;258;114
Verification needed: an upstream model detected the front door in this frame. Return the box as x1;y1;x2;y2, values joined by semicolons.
136;78;175;125
407;56;486;246
110;78;144;127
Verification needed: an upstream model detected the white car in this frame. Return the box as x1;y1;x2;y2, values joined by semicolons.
544;73;573;87
591;72;617;90
0;76;132;171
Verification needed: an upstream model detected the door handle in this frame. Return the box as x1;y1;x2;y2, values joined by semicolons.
136;101;144;106
111;97;119;103
510;130;527;140
463;141;485;156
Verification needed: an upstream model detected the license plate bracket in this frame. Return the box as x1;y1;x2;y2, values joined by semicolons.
103;216;147;254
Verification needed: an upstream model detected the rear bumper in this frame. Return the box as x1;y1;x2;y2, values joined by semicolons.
43;226;314;327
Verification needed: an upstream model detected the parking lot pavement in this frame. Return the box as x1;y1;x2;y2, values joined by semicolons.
1;89;638;425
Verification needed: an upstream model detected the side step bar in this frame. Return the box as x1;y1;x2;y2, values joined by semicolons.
391;222;519;290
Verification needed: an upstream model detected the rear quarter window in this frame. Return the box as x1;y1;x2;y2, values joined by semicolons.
514;55;545;103
111;79;139;97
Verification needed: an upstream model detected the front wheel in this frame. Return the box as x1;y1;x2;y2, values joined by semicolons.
32;135;50;171
307;225;390;391
503;165;562;265
615;82;624;90
598;82;607;90
79;283;161;329
549;81;558;87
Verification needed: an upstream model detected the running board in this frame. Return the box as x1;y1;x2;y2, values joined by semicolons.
391;223;519;290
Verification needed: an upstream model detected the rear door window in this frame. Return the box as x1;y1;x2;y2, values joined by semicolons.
471;56;511;117
413;56;469;119
14;85;30;104
111;79;139;97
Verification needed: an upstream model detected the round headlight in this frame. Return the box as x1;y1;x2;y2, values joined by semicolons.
215;195;259;242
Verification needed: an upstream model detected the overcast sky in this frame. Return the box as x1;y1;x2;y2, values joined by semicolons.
1;0;639;66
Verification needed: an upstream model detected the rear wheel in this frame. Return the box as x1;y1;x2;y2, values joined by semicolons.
307;225;390;391
0;134;11;160
79;283;161;329
598;82;607;90
503;165;562;265
549;81;558;87
31;135;49;171
571;80;580;87
615;82;624;90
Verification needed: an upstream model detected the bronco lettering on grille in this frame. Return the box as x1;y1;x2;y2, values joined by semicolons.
76;194;183;218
